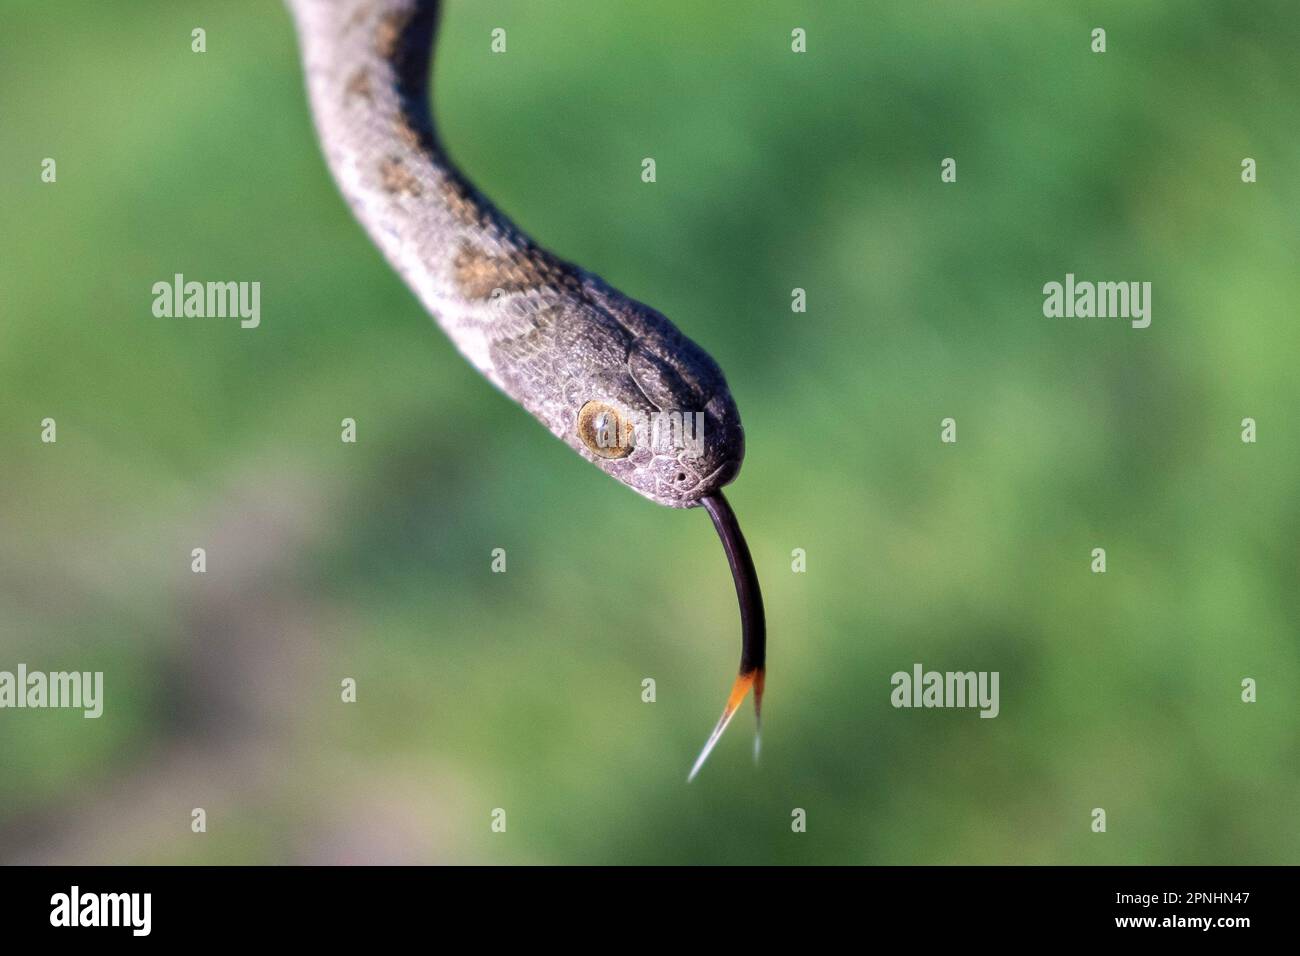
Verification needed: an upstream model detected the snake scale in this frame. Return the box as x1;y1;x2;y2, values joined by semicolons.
286;0;765;780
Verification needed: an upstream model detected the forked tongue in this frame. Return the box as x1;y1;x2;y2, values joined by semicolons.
689;492;766;782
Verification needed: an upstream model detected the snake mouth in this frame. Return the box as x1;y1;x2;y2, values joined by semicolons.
687;491;766;781
693;460;738;498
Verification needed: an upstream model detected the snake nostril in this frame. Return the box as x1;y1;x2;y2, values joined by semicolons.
676;472;687;482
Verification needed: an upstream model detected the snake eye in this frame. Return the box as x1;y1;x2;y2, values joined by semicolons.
577;400;635;459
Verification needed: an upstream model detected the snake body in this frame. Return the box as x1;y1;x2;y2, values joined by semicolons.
287;0;763;778
286;0;744;508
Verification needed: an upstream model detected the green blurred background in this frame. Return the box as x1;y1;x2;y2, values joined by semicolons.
1;0;1297;864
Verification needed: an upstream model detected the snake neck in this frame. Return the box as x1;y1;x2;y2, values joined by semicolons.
286;0;579;379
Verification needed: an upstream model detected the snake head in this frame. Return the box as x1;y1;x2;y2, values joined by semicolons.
539;282;746;509
482;269;744;509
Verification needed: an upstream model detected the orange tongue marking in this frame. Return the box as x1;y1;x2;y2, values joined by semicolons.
686;669;760;783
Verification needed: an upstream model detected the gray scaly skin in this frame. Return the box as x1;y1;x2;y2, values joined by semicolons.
285;0;744;507
287;0;763;780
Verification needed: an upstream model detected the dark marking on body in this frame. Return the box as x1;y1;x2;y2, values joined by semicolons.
344;68;372;102
376;9;408;59
453;241;550;299
379;156;423;196
453;240;581;301
438;175;492;229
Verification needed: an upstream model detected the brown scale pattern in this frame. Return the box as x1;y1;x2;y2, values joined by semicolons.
452;240;580;301
378;156;422;196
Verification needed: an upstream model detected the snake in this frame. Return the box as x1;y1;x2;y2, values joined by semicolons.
286;0;764;780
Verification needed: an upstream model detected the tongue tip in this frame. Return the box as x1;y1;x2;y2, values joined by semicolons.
685;669;757;782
